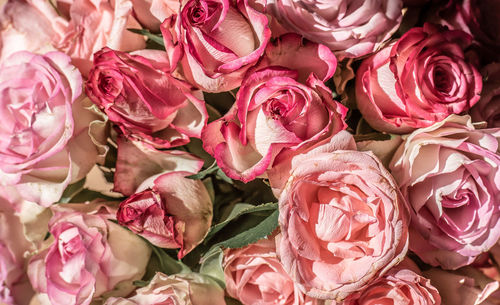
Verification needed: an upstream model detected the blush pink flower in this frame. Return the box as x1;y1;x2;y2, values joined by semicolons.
27;202;151;305
263;0;403;59
160;0;271;92
275;141;409;301
202;34;346;182
389;115;500;269
0;51;103;206
471;63;500;128
131;0;179;31
356;23;482;133
86;48;207;149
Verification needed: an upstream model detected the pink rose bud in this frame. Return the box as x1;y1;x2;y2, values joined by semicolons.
86;48;207;149
356;23;482;133
160;0;271;92
103;272;226;305
276;146;409;301
389;115;500;269
27;202;151;305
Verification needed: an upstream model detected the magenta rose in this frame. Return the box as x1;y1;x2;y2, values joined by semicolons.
274;138;409;301
263;0;403;59
471;63;500;128
224;234;320;305
28;202;151;305
0;51;103;206
160;0;271;92
343;259;441;305
389;115;500;269
86;48;207;149
356;23;482;133
202;34;346;182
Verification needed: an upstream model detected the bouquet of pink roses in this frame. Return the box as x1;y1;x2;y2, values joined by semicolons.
1;0;500;304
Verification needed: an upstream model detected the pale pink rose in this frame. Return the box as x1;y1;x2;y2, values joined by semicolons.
202;34;347;182
356;23;482;133
471;63;500;128
103;272;226;305
224;235;321;305
0;194;35;305
423;267;500;305
0;51;103;206
0;0;145;75
263;0;403;59
27;202;151;305
116;167;212;257
86;48;207;149
275;141;409;301
160;0;271;92
131;0;179;31
389;115;500;269
343;259;441;305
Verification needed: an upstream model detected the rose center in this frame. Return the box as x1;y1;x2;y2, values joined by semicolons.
187;1;209;26
433;66;453;94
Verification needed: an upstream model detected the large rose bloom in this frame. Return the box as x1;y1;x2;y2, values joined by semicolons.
264;0;403;59
471;63;500;128
27;202;151;305
356;23;482;133
0;51;103;206
276;142;409;300
389;115;500;269
161;0;271;92
202;34;346;182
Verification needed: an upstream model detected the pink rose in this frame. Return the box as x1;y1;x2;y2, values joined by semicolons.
86;47;207;149
343;259;441;305
389;115;500;269
274;139;409;301
104;272;226;305
356;23;482;133
224;235;321;305
0;0;145;75
263;0;403;59
0;51;103;206
202;34;347;182
28;202;151;305
160;0;271;92
471;63;500;128
131;0;179;31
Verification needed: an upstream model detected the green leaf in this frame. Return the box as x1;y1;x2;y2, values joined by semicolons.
70;189;125;202
205;202;278;241
216;168;233;184
132;280;150;287
186;161;219;180
203;177;215;203
199;246;225;288
127;28;164;46
151;246;191;275
215;209;279;249
58;178;86;203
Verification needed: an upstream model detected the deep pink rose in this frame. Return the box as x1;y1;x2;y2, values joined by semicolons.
131;0;179;31
28;202;151;305
471;63;500;128
343;259;441;305
160;0;271;92
389;115;500;269
103;272;226;305
0;0;145;75
202;34;346;182
263;0;403;59
116;155;212;257
356;23;482;133
224;235;321;305
86;48;207;149
0;51;103;206
275;139;409;301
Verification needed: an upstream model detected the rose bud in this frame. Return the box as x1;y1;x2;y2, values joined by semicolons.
274;140;409;301
103;272;226;305
117;170;212;258
27;202;151;305
86;48;207;149
202;34;347;182
160;0;271;92
389;115;500;269
356;23;482;133
263;0;403;59
471;63;500;128
0;51;104;206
